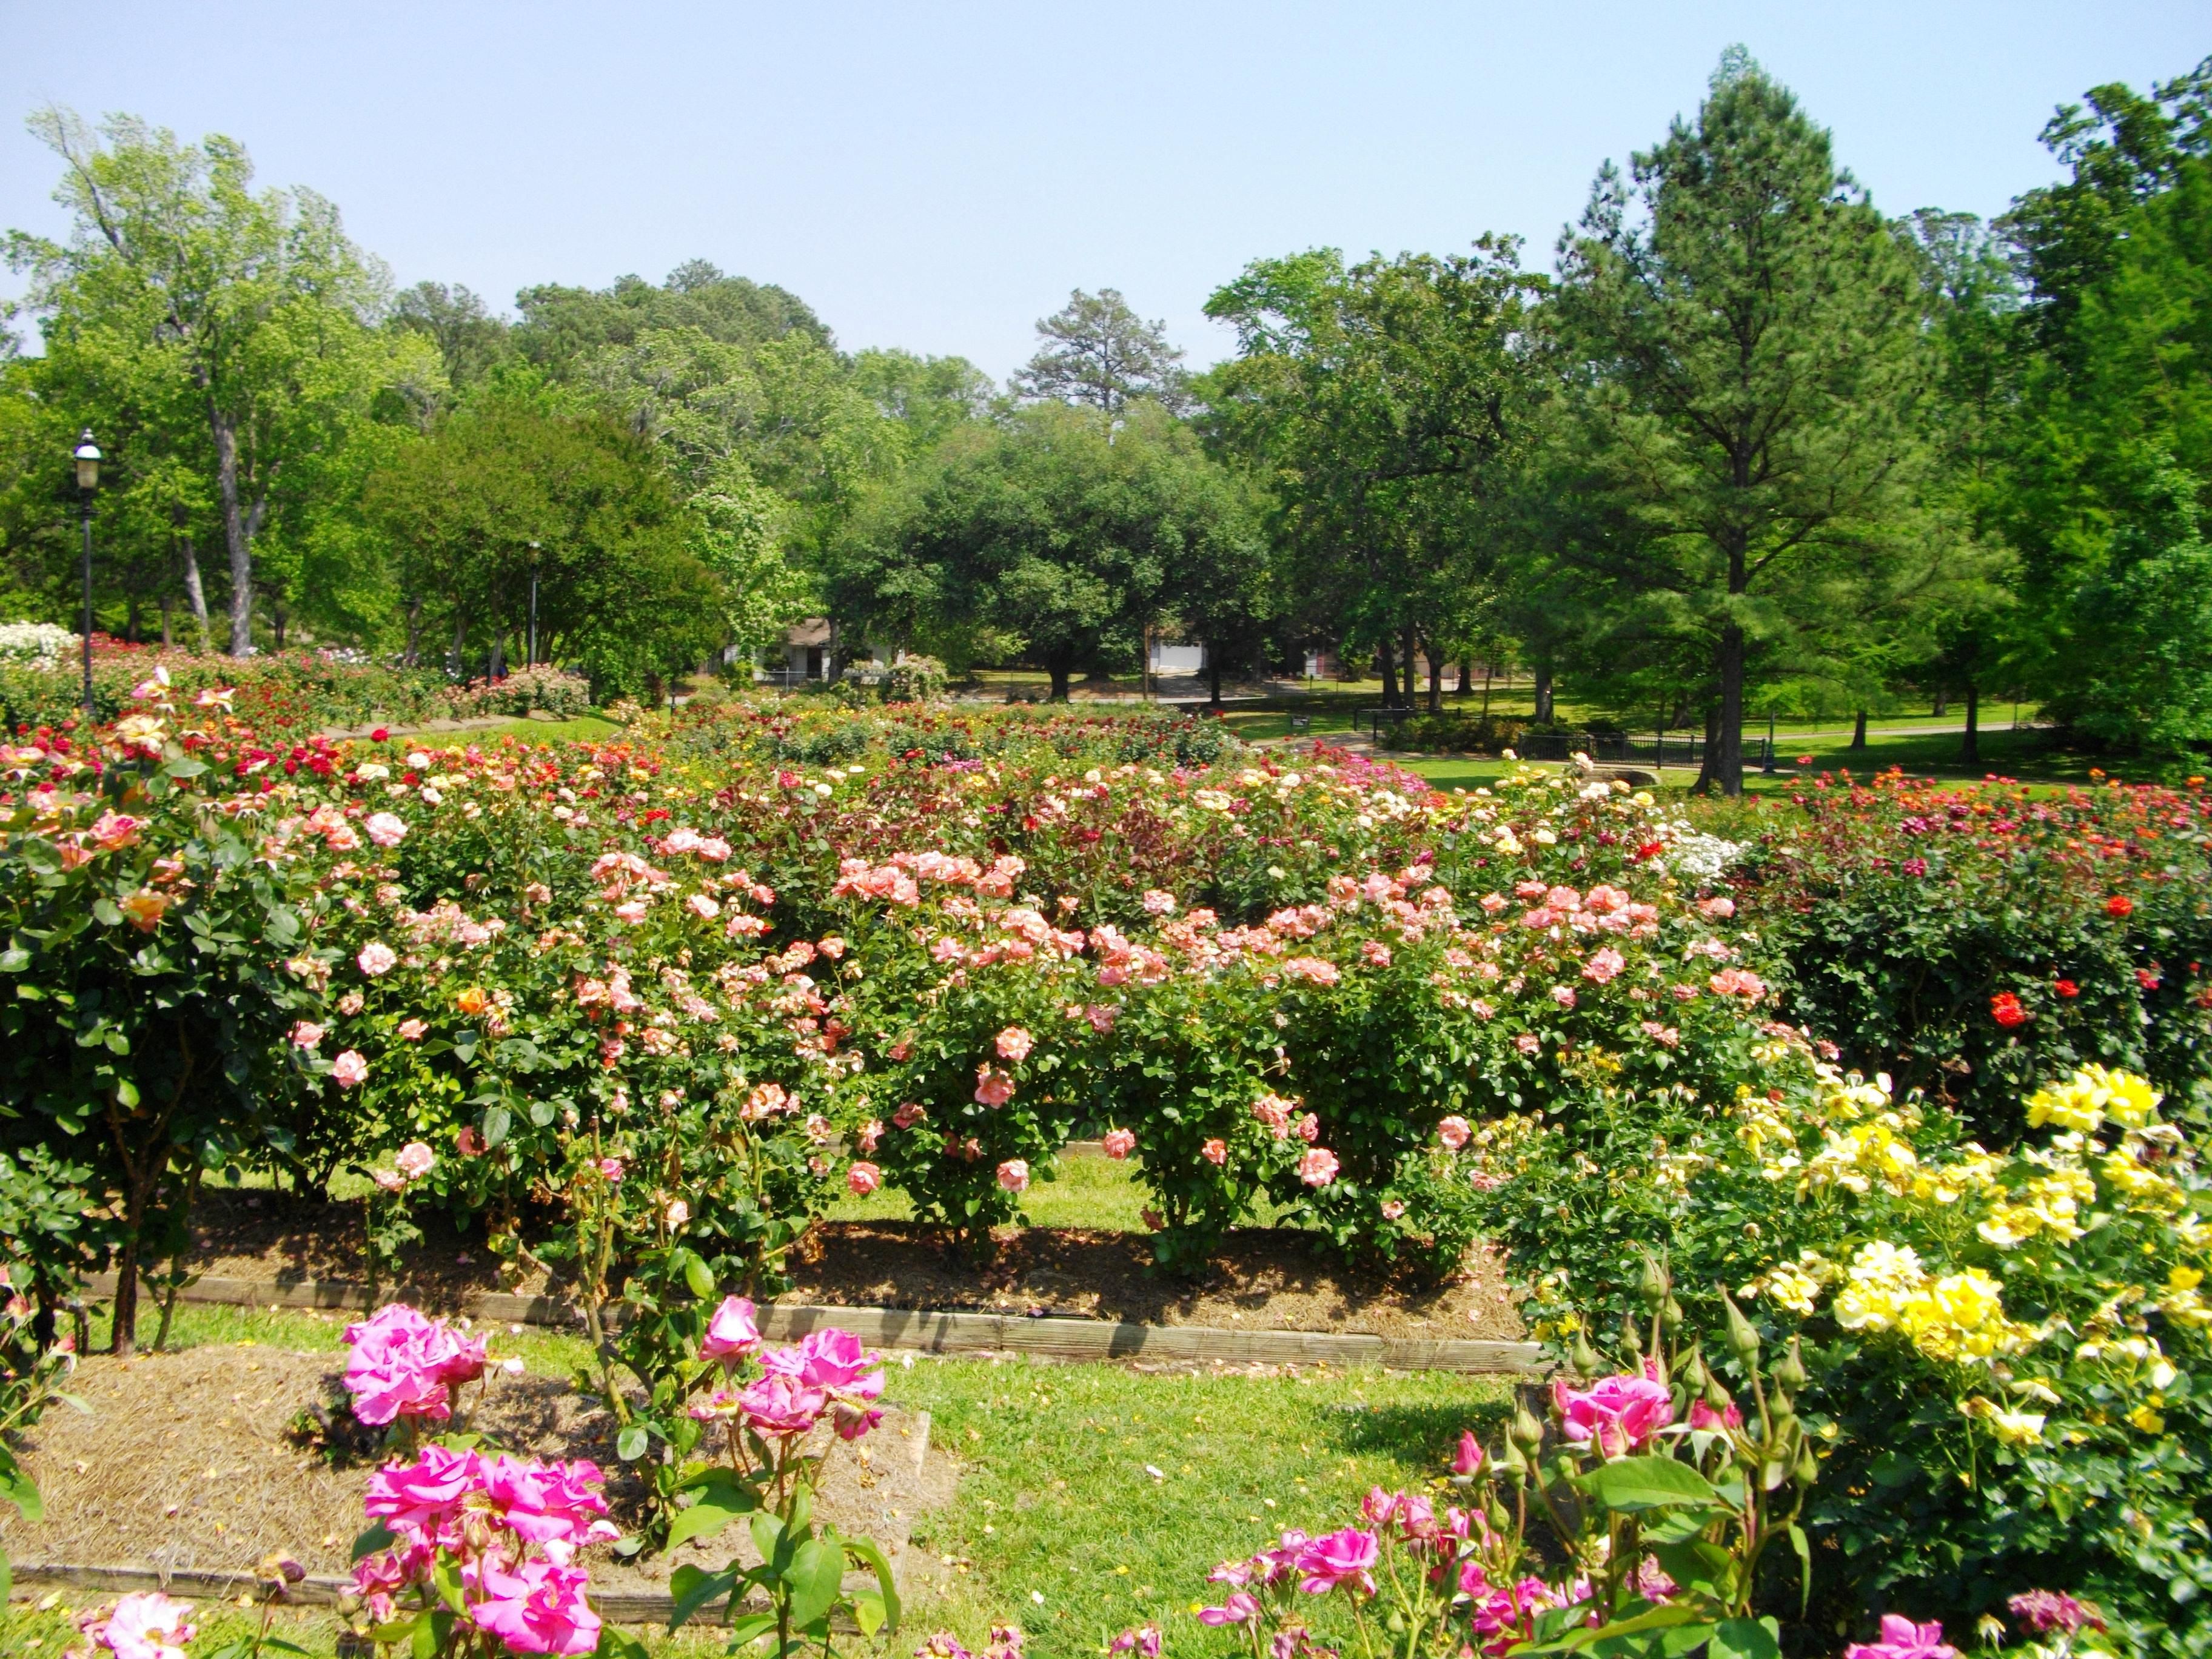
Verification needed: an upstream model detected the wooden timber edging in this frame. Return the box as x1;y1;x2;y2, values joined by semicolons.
81;1272;1549;1376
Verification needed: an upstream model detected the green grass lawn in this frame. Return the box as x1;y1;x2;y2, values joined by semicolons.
39;1301;1505;1659
830;1148;1153;1231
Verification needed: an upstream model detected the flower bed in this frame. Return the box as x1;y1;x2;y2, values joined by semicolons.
1722;769;2212;1139
1470;1054;2211;1654
11;688;2211;1655
0;638;590;734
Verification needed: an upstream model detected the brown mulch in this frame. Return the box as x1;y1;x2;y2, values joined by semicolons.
0;1346;953;1594
181;1188;1524;1342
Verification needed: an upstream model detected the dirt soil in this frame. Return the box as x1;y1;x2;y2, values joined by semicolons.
0;1346;952;1595
182;1189;1524;1342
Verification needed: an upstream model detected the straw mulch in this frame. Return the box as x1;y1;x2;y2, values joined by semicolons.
0;1345;953;1595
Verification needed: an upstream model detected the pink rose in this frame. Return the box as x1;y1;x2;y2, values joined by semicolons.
1141;889;1177;915
1295;1525;1379;1594
701;1296;761;1364
848;1161;882;1196
974;1066;1016;1107
739;1370;827;1438
1550;985;1577;1009
1581;948;1625;985
1379;1199;1406;1220
596;1158;623;1184
1700;896;1735;919
75;1591;196;1659
1201;1138;1228;1165
893;1102;928;1129
365;811;407;848
1515;1033;1541;1056
89;811;144;851
1361;940;1392;967
1198;1593;1260;1626
1689;1397;1743;1433
1101;1128;1136;1159
398;1017;428;1041
394;1142;434;1182
468;1559;602;1656
666;1198;689;1228
363;1441;485;1540
1555;1363;1675;1458
290;1020;325;1048
997;1158;1031;1193
857;1119;884;1154
456;1126;486;1156
686;892;721;919
1452;1430;1484;1476
357;941;397;977
996;1026;1034;1062
1436;1115;1471;1150
1298;1147;1339;1187
332;1050;368;1088
1845;1615;1960;1659
345;1306;488;1426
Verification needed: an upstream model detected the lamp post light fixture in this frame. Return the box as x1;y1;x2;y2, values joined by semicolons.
526;543;541;669
73;430;101;724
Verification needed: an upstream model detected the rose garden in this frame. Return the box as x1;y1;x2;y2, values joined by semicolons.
0;660;2202;1659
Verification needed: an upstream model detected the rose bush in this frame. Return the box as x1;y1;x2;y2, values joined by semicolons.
1475;1056;2211;1655
1721;768;2212;1139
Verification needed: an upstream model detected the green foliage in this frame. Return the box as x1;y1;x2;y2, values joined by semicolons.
1729;773;2212;1138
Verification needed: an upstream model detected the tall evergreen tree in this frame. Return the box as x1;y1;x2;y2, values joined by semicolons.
1549;50;1932;793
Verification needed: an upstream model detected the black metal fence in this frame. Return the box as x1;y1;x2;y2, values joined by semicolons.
1349;706;1778;770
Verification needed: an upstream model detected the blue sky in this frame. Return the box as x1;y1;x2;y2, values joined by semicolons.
3;2;2203;381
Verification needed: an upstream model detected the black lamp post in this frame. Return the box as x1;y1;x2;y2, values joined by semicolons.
73;430;101;724
526;542;541;668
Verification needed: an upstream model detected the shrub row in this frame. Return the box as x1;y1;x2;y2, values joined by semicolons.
0;638;591;734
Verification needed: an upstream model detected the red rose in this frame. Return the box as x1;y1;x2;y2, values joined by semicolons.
1991;991;2029;1028
2054;979;2079;999
2107;895;2134;918
370;727;389;743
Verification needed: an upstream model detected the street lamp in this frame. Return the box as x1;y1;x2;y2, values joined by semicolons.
526;543;541;669
73;430;101;724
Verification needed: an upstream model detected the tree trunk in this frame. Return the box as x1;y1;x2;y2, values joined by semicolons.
1457;659;1472;695
404;598;424;667
1533;663;1554;725
125;591;141;644
1426;645;1443;714
1206;647;1221;707
209;406;262;657
1851;711;1869;750
450;610;468;679
1963;683;1980;765
1932;690;1948;717
1712;622;1746;797
173;514;210;650
1377;639;1399;707
1048;659;1072;702
1401;619;1418;711
1692;701;1721;794
159;589;174;648
270;603;287;652
1481;666;1493;717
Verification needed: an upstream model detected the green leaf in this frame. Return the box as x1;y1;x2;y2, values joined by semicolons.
1581;1455;1720;1513
680;1250;717;1300
0;1456;43;1523
851;1593;887;1637
164;757;209;779
665;1472;759;1551
845;1535;902;1632
616;1424;650;1461
0;947;28;972
0;1547;12;1611
749;1509;788;1573
721;1612;779;1646
666;1564;740;1631
481;1106;512;1148
589;1628;649;1659
354;1520;399;1560
1787;1523;1813;1615
432;1553;468;1617
786;1536;845;1630
1711;1619;1782;1659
